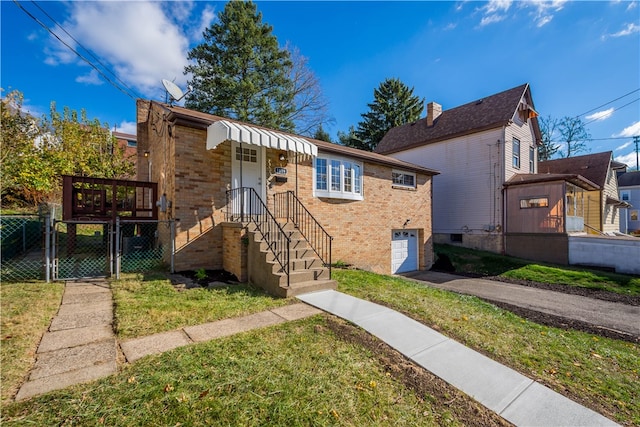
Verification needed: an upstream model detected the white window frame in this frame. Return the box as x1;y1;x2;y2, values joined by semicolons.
513;138;521;169
529;146;535;173
392;170;416;189
314;155;363;200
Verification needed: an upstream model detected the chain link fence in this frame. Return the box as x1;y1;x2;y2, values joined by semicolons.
0;215;175;282
0;215;45;281
118;220;174;275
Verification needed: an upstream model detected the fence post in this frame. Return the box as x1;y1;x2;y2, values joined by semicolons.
115;217;121;279
45;215;51;283
170;220;175;273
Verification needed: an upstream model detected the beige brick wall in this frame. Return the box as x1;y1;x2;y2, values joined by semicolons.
267;154;434;274
139;102;435;274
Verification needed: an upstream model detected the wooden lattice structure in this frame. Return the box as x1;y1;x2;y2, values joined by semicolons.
62;175;158;221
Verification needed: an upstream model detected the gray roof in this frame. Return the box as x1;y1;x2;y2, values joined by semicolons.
618;170;640;187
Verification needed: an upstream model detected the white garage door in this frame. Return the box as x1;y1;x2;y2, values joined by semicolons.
391;230;418;274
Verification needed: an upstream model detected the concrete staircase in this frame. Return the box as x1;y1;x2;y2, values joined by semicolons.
246;222;337;298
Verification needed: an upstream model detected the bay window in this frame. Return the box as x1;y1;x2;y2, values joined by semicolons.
314;156;363;200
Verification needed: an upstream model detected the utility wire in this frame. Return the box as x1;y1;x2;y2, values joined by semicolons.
30;1;141;100
583;97;640;126
13;0;137;101
576;88;640;118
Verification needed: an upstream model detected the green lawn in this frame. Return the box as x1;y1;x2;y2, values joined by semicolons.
435;243;640;295
334;269;639;425
2;269;637;425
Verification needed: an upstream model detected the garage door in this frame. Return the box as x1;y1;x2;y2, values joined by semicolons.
391;230;418;274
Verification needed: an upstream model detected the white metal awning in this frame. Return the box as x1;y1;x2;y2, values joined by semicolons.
206;120;317;156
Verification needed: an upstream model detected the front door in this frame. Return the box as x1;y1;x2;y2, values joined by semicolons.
231;142;265;214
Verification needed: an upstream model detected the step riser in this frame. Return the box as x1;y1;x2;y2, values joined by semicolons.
271;258;323;274
279;269;330;286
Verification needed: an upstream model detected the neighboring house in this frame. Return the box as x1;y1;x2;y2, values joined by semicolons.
618;170;640;234
114;131;138;178
375;83;541;254
538;152;629;235
136;100;438;296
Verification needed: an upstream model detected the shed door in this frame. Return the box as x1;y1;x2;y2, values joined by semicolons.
391;230;418;274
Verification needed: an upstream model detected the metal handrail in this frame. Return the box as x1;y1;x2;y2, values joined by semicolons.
226;187;290;287
273;191;332;278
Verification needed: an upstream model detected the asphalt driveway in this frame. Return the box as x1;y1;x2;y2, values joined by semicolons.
403;271;640;340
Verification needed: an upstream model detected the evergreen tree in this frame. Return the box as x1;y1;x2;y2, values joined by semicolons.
184;1;295;131
352;78;424;151
313;124;332;142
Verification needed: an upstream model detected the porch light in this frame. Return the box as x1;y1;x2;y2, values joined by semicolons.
279;153;286;161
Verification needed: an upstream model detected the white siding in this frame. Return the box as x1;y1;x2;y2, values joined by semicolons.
602;166;621;233
504;119;538;181
390;128;504;234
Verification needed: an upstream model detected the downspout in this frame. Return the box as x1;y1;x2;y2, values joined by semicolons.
501;125;507;254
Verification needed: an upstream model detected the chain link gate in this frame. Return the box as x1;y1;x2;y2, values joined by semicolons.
52;220;112;280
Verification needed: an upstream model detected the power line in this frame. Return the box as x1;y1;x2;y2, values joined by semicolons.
30;1;141;100
583;97;640;126
576;88;640;118
13;0;138;101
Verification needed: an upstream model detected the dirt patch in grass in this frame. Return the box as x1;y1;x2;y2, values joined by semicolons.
170;269;239;289
483;275;640;306
325;317;512;427
487;300;639;344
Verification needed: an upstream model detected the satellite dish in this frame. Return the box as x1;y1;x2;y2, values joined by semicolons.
162;79;189;104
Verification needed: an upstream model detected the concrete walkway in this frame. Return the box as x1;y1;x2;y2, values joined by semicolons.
16;279;118;401
404;270;640;338
16;278;620;426
298;290;620;427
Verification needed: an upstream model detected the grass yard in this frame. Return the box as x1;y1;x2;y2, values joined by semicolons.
1;317;497;426
435;243;640;295
2;268;637;425
334;269;639;425
0;282;64;405
112;272;291;338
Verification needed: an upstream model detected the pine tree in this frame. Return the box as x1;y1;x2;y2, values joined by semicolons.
352;78;424;151
184;1;295;131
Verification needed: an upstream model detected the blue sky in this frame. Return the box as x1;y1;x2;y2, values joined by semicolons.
2;1;639;167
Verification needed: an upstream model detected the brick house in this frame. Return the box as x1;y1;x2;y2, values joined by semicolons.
136;100;438;296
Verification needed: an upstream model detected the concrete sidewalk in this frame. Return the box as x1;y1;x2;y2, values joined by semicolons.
16;279;118;401
404;270;640;338
298;289;620;427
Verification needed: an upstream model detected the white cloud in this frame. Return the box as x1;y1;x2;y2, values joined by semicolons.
614;151;638;168
603;22;640;40
45;1;193;97
616;141;632;151
611;22;640;37
585;108;614;122
626;1;638;12
479;0;512;26
477;0;566;28
75;69;103;86
614;121;640;138
116;120;137;135
444;22;458;31
526;0;567;28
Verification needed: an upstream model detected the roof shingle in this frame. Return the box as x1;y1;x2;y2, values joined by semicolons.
375;84;535;154
538;151;613;188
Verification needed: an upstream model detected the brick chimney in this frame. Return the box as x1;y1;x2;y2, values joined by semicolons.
426;102;442;127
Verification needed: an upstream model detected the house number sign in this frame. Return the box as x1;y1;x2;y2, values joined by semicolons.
274;167;287;175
